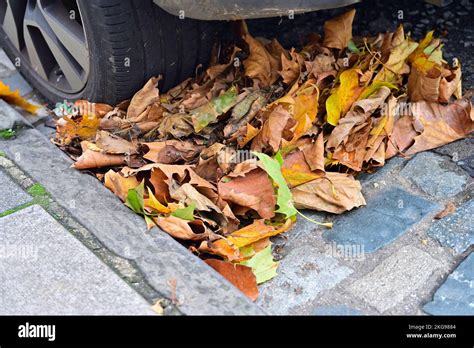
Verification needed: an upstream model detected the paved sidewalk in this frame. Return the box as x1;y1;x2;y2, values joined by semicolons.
0;158;155;314
1;203;154;315
1;43;473;315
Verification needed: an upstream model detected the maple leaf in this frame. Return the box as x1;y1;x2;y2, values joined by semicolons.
171;202;196;221
205;259;259;301
239;245;279;284
323;9;356;50
253;151;298;219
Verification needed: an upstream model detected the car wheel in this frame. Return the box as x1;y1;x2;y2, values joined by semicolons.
0;0;219;105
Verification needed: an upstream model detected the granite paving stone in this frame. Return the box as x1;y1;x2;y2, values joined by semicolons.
458;154;474;177
426;199;474;254
423;252;474;315
0;169;31;213
0;205;154;315
257;245;353;314
400;152;470;199
323;186;438;253
359;156;406;188
349;245;446;313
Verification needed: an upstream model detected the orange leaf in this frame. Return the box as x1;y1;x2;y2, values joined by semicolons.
0;81;41;114
104;169;140;201
227;219;292;248
204;259;259;301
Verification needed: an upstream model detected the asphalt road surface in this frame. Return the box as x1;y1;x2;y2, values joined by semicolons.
248;0;473;91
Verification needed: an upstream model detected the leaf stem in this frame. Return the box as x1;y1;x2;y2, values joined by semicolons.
296;209;333;228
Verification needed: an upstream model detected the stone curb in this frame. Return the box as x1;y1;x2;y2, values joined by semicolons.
0;104;264;315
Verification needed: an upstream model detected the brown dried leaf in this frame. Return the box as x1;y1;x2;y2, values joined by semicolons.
251;105;296;153
96;130;137;155
243;33;280;87
218;168;276;219
279;49;304;85
104;169;140;201
323;9;356;50
155;215;209;241
73;141;126;169
405;98;474;155
127;77;161;120
291;172;366;214
434;202;456;220
142;140;203;164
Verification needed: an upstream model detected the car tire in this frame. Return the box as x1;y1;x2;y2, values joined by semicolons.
0;0;219;105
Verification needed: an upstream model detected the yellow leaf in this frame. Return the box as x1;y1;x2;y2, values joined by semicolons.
370;115;388;136
56;114;100;145
291;84;319;141
0;81;41;114
237;123;260;148
375;39;418;82
145;187;171;214
227;219;292;248
359;81;397;100
408;30;434;64
326;69;362;126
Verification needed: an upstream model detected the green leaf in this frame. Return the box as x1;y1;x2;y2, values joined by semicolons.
253;151;297;219
359;81;398;100
240;245;278;284
0;129;16;139
172;202;196;221
191;86;238;132
126;181;145;215
347;39;360;54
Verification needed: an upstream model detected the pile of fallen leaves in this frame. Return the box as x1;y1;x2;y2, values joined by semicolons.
52;9;473;300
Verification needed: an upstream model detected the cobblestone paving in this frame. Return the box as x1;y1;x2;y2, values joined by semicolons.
1;0;473;315
248;0;474;315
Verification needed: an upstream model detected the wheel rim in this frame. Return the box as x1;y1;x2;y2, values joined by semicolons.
0;0;89;94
